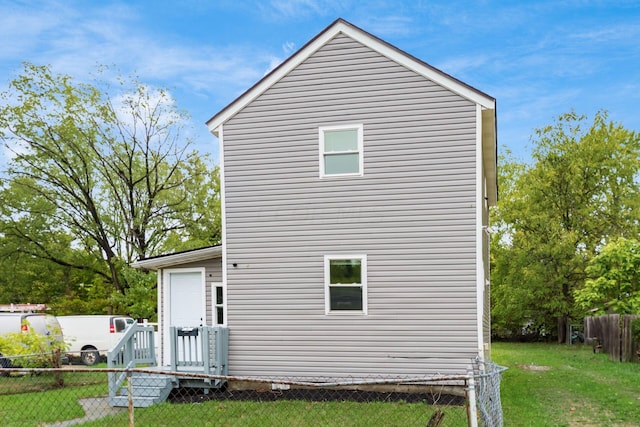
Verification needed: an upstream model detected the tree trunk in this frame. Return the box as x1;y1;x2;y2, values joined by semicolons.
557;316;567;344
559;282;572;344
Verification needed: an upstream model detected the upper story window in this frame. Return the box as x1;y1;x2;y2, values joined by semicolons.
324;255;367;315
319;124;363;177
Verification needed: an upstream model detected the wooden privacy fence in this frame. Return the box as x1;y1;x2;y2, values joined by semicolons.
584;314;640;362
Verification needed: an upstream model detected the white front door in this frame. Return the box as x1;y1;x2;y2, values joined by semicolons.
169;271;205;327
163;269;206;365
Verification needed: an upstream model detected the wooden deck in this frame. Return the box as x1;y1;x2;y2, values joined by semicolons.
107;324;229;407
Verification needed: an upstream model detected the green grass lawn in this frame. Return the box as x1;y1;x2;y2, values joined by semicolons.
0;371;108;427
492;342;640;427
79;399;466;427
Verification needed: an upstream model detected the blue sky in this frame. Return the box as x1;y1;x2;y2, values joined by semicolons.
1;0;639;166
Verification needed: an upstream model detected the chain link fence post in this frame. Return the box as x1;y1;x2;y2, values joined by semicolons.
127;369;134;427
466;365;479;427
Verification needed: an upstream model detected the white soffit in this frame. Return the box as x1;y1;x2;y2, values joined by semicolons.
132;246;222;270
482;109;498;206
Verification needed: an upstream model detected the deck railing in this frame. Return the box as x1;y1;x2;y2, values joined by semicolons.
107;323;157;401
107;324;228;401
170;326;229;387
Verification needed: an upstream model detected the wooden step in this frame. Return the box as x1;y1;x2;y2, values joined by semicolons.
110;373;175;407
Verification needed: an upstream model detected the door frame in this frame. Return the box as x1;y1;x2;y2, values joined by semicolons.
161;267;206;365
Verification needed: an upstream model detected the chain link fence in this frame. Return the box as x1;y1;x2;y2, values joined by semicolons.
0;357;505;426
472;359;507;427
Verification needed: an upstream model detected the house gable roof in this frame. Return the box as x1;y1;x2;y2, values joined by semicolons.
206;18;498;205
132;245;221;270
206;18;495;134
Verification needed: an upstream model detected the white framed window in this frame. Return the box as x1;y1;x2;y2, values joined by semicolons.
324;255;367;314
319;124;363;177
210;282;225;325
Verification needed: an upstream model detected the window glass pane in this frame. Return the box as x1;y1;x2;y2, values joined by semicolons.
216;286;223;305
330;286;363;311
115;319;125;332
216;307;224;325
329;259;362;284
324;129;358;152
324;153;359;175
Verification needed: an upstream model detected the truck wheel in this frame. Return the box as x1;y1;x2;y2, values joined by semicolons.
81;348;100;366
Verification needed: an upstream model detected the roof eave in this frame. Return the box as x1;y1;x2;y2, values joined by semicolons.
131;246;222;271
482;108;498;206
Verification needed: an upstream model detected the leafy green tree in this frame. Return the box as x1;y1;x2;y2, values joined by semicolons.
110;266;158;320
0;178;109;306
489;152;535;336
491;111;640;342
0;63;220;308
575;238;640;315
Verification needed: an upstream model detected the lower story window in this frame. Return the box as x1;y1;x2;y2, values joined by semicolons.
212;283;225;325
324;255;367;314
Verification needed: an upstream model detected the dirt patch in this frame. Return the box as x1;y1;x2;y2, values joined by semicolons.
168;387;465;406
567;404;638;427
518;364;551;371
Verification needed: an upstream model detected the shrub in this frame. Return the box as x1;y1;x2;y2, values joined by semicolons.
0;328;67;369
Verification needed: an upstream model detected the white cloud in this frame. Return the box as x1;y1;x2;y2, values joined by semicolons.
358;15;416;38
434;54;491;78
0;2;269;101
265;55;286;75
283;41;296;55
0;1;70;60
571;23;640;44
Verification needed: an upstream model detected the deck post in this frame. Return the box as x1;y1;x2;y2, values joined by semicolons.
215;327;229;376
202;326;211;375
170;326;177;372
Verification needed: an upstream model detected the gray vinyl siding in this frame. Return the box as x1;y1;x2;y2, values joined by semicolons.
223;34;479;378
